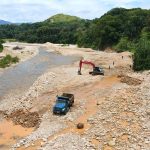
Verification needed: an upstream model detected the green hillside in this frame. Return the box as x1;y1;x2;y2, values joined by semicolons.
0;14;86;44
45;14;81;23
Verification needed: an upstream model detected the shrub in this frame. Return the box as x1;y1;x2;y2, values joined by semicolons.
0;55;19;68
0;39;4;53
0;43;3;53
12;56;19;63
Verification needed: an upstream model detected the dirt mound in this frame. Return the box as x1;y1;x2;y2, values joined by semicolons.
13;46;23;50
6;109;40;128
118;75;142;86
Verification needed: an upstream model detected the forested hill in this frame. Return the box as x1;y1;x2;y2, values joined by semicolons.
78;8;150;50
0;14;86;44
0;8;150;71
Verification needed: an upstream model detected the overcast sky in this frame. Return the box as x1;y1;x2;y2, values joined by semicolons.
0;0;149;23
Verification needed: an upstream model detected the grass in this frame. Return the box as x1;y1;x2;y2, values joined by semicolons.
0;54;19;68
47;14;81;23
3;39;16;42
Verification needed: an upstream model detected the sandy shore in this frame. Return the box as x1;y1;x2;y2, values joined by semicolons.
0;42;149;150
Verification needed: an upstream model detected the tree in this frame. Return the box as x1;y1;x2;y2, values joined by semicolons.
133;35;150;71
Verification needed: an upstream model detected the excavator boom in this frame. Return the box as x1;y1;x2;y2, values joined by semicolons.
78;60;95;75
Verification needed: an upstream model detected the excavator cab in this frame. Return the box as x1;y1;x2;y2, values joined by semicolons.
90;67;104;75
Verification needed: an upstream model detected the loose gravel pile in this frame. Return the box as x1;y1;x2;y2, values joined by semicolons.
40;133;95;150
86;72;150;150
6;109;40;128
119;74;142;86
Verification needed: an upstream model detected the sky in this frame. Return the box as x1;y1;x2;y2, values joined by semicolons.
0;0;149;23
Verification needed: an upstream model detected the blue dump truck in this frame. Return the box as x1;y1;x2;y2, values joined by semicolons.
53;93;74;115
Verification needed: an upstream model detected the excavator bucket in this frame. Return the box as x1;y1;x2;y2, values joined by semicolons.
78;70;82;75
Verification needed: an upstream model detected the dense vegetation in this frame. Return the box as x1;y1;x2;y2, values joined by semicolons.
133;32;150;71
0;9;150;71
0;14;86;44
0;54;19;68
79;8;150;49
0;39;4;52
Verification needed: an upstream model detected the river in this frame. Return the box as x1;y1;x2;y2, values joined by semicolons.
0;48;79;100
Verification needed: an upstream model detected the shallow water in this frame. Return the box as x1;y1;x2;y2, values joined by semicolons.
0;48;79;100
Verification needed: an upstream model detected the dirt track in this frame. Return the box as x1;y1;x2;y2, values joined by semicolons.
0;43;149;150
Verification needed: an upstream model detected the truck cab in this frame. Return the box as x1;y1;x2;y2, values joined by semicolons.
53;93;74;115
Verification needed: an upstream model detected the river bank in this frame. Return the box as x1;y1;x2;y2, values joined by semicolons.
0;42;41;73
0;42;149;150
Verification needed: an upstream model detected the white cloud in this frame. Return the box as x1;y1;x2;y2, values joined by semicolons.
0;0;149;22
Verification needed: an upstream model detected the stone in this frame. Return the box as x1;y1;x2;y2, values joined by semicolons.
42;138;47;142
108;138;116;146
40;142;45;147
77;123;84;129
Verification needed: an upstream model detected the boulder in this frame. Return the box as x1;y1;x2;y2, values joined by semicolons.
77;123;84;129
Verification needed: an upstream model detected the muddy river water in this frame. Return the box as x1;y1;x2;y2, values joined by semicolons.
0;48;80;100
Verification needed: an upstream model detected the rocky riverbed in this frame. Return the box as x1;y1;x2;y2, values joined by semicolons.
0;42;149;150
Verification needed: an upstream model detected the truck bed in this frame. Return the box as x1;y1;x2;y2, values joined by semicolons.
61;93;74;107
62;93;74;98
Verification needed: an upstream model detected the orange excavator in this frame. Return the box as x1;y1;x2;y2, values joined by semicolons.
78;59;104;75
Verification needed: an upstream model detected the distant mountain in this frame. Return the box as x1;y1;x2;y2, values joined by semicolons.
45;14;82;23
0;20;11;25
